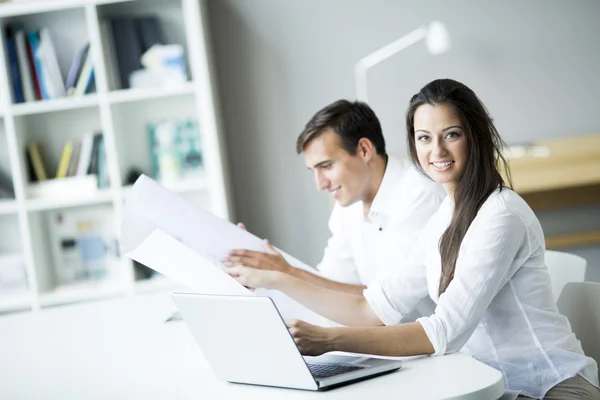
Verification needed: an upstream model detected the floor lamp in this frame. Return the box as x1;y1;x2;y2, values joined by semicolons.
355;21;451;102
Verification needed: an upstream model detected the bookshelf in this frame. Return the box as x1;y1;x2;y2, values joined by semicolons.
0;0;231;313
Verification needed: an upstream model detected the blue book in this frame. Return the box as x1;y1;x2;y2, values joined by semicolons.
27;30;50;100
6;35;24;103
85;67;95;94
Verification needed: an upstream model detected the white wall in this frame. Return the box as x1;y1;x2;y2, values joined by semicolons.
206;0;600;276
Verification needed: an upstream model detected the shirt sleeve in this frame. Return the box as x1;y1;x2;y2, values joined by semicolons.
418;208;529;356
315;204;361;284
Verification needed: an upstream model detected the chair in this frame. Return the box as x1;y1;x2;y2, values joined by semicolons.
557;282;600;382
545;250;587;302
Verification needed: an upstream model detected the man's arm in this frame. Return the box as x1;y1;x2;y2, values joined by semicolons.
226;265;380;327
225;240;366;296
287;266;365;296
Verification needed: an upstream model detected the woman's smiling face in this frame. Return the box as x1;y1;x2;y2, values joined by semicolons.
413;103;468;195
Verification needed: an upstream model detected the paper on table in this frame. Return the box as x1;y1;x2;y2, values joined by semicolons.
122;175;331;326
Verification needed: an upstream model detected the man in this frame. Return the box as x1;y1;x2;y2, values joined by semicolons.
226;100;445;317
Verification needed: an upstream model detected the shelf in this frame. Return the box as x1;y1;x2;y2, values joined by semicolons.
0;200;18;215
0;291;32;314
26;189;114;212
11;95;99;117
134;275;184;294
0;0;231;315
39;281;126;308
107;82;195;104
0;0;88;18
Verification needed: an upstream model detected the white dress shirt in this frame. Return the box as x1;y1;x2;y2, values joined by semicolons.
364;188;599;399
316;157;445;319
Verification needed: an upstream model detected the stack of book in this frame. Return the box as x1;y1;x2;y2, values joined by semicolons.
5;24;95;103
26;132;108;198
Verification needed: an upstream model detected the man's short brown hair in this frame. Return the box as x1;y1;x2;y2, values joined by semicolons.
296;100;387;156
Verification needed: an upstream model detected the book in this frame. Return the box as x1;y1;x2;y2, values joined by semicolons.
38;28;66;98
26;142;48;181
137;16;164;52
76;132;94;176
96;136;108;189
65;43;89;95
87;133;103;175
6;31;24;103
67;141;81;177
25;33;42;100
0;170;14;199
27;30;50;100
73;49;94;96
14;30;35;102
109;18;143;89
100;20;120;90
55;141;73;179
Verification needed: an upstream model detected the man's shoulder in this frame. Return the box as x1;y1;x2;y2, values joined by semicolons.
390;158;445;199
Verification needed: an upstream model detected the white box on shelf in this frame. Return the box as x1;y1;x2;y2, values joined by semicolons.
27;174;98;199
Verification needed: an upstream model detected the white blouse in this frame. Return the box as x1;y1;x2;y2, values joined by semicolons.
364;188;599;399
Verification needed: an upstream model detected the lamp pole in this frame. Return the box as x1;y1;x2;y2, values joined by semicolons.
354;22;450;103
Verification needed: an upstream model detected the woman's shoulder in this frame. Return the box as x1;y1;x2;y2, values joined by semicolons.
479;187;537;226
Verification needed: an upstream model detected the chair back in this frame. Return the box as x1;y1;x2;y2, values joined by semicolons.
545;250;587;301
557;282;600;382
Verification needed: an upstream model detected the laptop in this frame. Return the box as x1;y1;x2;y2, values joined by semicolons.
171;293;403;391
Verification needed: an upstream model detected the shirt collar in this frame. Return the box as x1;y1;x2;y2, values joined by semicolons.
365;156;407;225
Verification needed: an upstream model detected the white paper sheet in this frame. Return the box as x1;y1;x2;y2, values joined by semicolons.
122;175;330;326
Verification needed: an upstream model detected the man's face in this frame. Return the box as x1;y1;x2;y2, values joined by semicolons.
303;129;371;207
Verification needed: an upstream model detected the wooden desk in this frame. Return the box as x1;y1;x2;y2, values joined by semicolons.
505;132;600;249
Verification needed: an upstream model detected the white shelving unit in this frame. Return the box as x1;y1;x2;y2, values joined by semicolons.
0;0;231;313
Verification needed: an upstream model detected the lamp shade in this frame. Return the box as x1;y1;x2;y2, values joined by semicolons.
426;21;451;55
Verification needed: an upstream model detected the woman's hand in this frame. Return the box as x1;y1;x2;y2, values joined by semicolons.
286;319;335;356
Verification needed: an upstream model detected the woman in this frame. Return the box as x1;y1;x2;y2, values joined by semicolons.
225;79;600;399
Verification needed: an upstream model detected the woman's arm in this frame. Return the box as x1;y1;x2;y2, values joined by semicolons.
286;319;434;357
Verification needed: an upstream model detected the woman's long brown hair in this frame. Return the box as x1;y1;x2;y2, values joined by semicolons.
406;79;512;295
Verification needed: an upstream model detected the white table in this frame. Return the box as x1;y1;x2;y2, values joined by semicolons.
0;292;505;399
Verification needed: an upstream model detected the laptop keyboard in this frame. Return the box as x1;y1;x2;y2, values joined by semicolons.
306;362;366;378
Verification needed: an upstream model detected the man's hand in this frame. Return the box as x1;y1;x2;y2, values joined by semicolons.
225;265;282;290
224;240;293;275
285;319;335;356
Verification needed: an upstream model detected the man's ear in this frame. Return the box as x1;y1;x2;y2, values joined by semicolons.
356;138;375;162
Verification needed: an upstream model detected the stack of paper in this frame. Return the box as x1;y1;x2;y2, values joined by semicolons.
121;175;330;326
